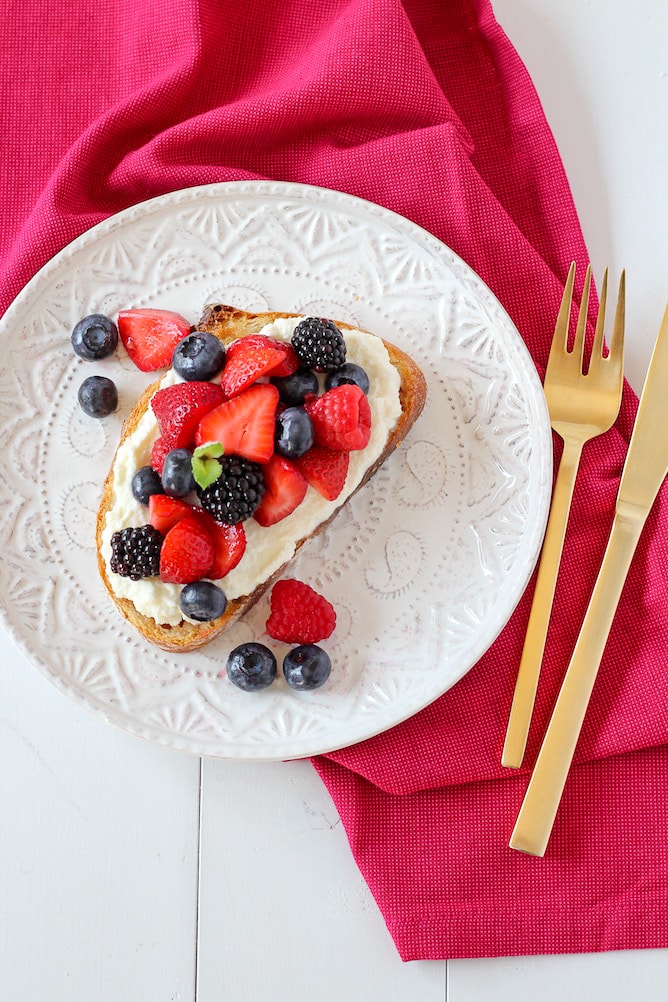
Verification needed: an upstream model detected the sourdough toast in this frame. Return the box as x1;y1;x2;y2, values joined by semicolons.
96;306;427;652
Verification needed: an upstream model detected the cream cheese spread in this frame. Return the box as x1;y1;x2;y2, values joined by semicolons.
101;316;402;626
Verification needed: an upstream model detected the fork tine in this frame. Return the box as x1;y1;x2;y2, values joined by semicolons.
548;261;576;365
573;265;591;367
591;267;608;359
608;269;626;373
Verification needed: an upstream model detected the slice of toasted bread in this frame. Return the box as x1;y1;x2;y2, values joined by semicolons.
96;306;427;652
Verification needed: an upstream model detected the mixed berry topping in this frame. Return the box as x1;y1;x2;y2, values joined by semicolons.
74;305;371;676
291;317;347;372
110;525;163;580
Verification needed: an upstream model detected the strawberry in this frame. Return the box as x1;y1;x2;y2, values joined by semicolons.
265;578;336;644
150;435;172;475
148;495;191;534
253;455;308;527
117;309;190;371
196;383;279;464
220;335;288;397
267;341;300;377
305;384;372;451
159;514;214;584
151;381;225;449
190;509;247;579
293;446;349;501
148;497;246;579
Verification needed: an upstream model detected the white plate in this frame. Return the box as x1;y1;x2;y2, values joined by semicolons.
0;181;551;759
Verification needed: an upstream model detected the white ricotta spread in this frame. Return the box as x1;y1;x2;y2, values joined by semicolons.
101;316;402;626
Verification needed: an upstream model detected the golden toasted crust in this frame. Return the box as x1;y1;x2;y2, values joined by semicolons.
96;306;427;652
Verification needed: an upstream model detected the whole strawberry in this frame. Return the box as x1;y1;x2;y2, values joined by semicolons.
265;579;336;644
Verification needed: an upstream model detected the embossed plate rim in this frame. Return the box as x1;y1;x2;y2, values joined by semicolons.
0;180;552;759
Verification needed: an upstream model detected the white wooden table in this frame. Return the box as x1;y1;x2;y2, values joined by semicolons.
2;1;667;998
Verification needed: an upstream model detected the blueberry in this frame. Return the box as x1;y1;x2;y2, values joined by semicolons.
71;314;119;361
226;642;277;691
325;362;370;395
77;375;118;418
161;448;195;498
271;366;319;405
172;331;226;381
131;465;164;505
275;407;314;458
282;644;331;690
180;580;227;622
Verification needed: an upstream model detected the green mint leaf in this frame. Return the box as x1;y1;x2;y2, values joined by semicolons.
194;441;224;460
191;441;224;490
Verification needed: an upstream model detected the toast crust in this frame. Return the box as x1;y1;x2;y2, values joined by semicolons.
96;306;427;652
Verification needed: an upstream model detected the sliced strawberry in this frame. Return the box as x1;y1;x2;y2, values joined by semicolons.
159;514;215;584
118;309;191;371
196;383;279;464
148;495;191;534
305;384;372;451
190;509;247;579
293;446;350;501
220;335;287;397
151;381;225;449
150;435;173;475
254;455;308;527
266;341;300;377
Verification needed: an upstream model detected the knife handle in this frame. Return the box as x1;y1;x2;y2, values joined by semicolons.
502;436;584;769
509;509;644;856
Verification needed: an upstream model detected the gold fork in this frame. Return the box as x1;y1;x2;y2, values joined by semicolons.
501;262;625;769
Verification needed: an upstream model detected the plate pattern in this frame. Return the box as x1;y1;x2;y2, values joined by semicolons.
0;181;551;758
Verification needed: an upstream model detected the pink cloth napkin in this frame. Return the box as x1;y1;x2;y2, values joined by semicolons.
4;0;667;961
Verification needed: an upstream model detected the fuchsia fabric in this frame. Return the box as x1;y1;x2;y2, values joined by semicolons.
4;0;667;961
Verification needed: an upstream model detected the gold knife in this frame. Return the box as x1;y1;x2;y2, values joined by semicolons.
510;302;668;856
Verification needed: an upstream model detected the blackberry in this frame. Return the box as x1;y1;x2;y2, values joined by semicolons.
110;525;163;580
291;317;346;372
198;455;266;524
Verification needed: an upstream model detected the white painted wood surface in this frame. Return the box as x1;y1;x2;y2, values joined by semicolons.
1;1;667;999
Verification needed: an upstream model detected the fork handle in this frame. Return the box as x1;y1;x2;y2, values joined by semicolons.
509;511;644;856
501;435;584;769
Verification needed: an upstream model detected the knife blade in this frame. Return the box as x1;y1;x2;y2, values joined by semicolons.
509;302;668;856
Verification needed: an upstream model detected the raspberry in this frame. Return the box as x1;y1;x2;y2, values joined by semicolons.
265;579;336;644
305;384;372;451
